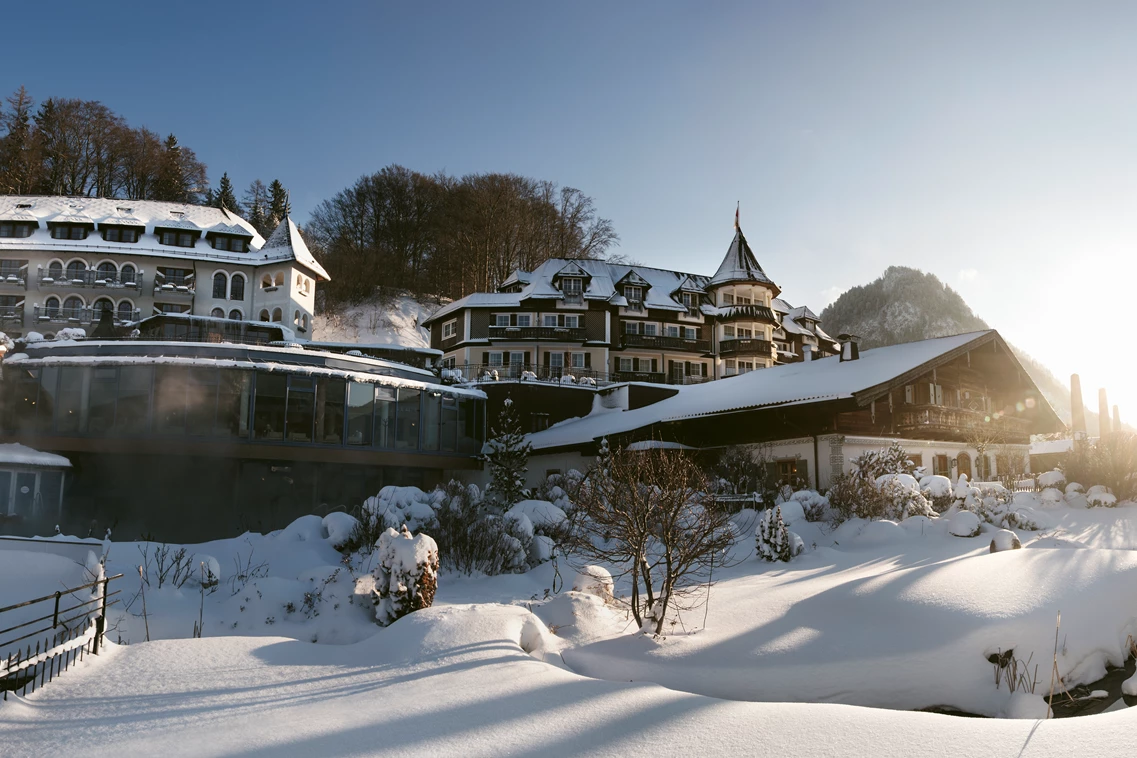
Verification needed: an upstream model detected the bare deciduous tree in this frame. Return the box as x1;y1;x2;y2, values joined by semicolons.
571;446;736;635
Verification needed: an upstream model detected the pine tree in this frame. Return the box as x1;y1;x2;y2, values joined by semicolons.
243;179;269;236
154;133;188;202
213;172;241;213
485;397;531;508
0;86;35;193
268;179;290;227
756;506;798;562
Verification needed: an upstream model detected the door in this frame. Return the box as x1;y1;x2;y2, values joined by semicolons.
956;453;972;480
12;472;36;518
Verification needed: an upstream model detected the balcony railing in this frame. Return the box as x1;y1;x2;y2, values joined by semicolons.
0;305;24;325
487;325;587;341
440;364;702;387
38;269;144;292
0;269;28;290
153;273;195;295
620;334;711;352
716;304;778;324
624;300;645;313
719;338;774;356
32;306;142;326
894;405;1032;443
562;292;583;305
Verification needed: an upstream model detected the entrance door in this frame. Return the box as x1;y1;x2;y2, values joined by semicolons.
956;453;972;480
12;472;36;518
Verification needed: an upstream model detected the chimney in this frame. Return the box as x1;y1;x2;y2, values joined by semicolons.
838;334;860;362
1113;405;1121;432
1070;374;1087;440
801;344;812;362
1099;388;1112;437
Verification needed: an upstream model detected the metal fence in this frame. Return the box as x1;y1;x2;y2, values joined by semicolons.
0;572;122;700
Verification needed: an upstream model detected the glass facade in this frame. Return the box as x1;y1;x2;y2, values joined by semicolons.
1;363;484;455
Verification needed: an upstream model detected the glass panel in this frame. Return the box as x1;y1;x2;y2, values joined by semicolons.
457;398;474;454
0;472;10;515
55;367;87;434
395;387;420;450
346;382;373;446
12;472;35;518
374;387;396;448
6;368;40;435
254;373;286;440
87;366;117;434
286;377;314;443
315;377;345;445
153;367;188;434
422;391;441;451
215;371;252;438
186;367;218;436
441;395;458;452
115;367;152;434
39;471;62;518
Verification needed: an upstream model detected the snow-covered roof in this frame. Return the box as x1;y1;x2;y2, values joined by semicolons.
1030;438;1076;455
709;226;777;289
525;330;1055;450
0;196;328;280
0;444;71;469
788;305;819;322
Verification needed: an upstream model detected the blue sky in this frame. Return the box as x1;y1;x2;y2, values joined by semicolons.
4;1;1137;414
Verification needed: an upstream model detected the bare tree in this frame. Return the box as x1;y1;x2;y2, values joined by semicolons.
571;445;736;635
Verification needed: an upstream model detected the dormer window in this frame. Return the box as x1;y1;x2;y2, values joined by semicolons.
160;231;197;248
211;236;248;252
102;227;139;243
0;222;34;238
50;225;89;240
562;277;582;295
624;285;643;303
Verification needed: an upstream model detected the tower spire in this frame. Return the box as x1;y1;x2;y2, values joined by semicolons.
734;201;739;230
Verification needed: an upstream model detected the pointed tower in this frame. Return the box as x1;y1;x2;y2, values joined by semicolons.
709;210;778;291
1113;405;1121;432
1099;388;1111;437
1070;374;1087;440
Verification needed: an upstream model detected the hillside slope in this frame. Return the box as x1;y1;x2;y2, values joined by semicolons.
312;291;442;348
820;266;1092;434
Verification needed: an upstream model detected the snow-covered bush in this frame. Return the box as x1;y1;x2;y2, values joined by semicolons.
826;473;881;523
756;506;803;562
850;442;917;482
1064;433;1137;500
1039;487;1065;507
372;525;439;627
1087;485;1118;508
55;327;86;341
1037;469;1066;490
484;397;531;508
360;486;442;537
876;474;936;520
572;565;614;601
23;331;45;343
948;510;982;538
789;489;830;522
989;529;1022;552
919;474;954;513
321;512;360;550
1065;482;1085;496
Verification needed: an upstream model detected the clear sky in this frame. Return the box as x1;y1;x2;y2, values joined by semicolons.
4;1;1135;418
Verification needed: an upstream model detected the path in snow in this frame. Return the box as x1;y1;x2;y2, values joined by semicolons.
1;604;1136;757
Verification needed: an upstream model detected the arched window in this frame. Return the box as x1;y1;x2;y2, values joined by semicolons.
96;262;117;281
44;296;61;317
230;274;245;301
301;314;309;331
261;274;272;289
117;300;134;321
212;273;228;299
259;309;270;322
120;264;137;284
62;295;84;319
228;309;242;321
47;261;63;280
271;307;282;323
293;309;301;326
296;274;302;287
65;261;86;280
211;307;225;318
93;297;115;314
274;272;284;287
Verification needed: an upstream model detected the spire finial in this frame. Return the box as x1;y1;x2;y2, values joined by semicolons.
734;202;740;230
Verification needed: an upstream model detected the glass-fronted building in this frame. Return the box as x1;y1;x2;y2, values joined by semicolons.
0;340;486;540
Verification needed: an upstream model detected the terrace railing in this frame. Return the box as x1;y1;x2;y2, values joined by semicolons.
38;269;144;293
1;572;122;700
487;325;587;341
620;334;711;352
0;305;24;325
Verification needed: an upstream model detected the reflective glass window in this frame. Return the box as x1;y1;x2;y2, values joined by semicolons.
254;373;286;440
346;382;373;446
395;388;420;450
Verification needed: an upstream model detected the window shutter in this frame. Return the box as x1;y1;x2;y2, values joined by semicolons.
524;352;531;366
685;361;693;376
584;353;591;368
797;458;809;484
482;351;489;365
543;352;550;367
935;385;944;405
563;351;571;368
904;385;913;404
651;358;658;373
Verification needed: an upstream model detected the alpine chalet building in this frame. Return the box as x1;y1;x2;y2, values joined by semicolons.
423;220;839;384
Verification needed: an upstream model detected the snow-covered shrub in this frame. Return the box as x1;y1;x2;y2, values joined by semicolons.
24;331;44;343
372;525;439;627
1087;485;1118;508
1065;482;1085;496
876;474;936;520
989;529;1022;552
756;506;803;562
1039;487;1065;507
948;510;982;538
826;473;882;524
361;486;442;534
1037;469;1066;490
850;442;917;482
1064;433;1137;500
572;565;614;601
55;327;86;341
919;474;954;513
484;397;531;508
321;512;360;551
789;489;830;522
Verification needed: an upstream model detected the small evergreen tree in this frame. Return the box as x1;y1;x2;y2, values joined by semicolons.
243;179;269;236
213;172;241;213
268;179;290;227
756;506;800;562
485;397;530;508
154;133;188;202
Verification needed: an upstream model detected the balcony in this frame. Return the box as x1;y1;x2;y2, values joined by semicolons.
562;292;583;305
38;269;144;293
487;325;586;341
620;334;711;352
717;304;778;325
623;300;646;313
153;273;195;297
0;269;28;290
894;404;1032;443
31;306;142;326
719;338;774;356
612;371;666;384
0;305;24;326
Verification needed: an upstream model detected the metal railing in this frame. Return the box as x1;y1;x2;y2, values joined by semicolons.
153;273;195;294
1;572;122;700
38;269;144;292
487;325;587;341
0;269;28;289
444;363;709;387
32;307;141;325
0;305;24;325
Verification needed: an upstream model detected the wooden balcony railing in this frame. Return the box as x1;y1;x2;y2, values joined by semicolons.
894;405;1032;442
719;338;774;356
487;325;586;341
620;334;710;352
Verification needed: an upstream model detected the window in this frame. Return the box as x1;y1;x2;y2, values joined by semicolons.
92;298;114;314
160;231;197;248
724;325;735;338
95;262;117;281
624;321;641;335
156;302;189;314
531;413;550;433
271;307;282;322
374;386;397;448
682;326;696;340
285;376;314;442
294;310;301;326
0;222;34;238
259;309;270;322
516;314;531;327
625;285;642;303
212;273;228;299
44;296;60;317
302;314;308;331
215;371;251;438
722;293;735;305
665;325;679;338
571;352;585;369
120;265;136;284
211;236;247;252
739;361;754;374
422;391;441;451
0;259;26;278
315;377;345;444
103;227;139;243
47;261;63;280
65;261;86;280
211;307;225;318
261;274;274;289
274;272;284;287
442;320;457;339
562;277;582;295
543;314;557;327
509;351;525;367
51;225;88;240
228;309;242;320
495;314;510;327
254;373;287;440
904;385;914;404
229;274;245;301
725;359;736;372
563;315;580;328
62;295;84;318
618;357;633;371
738;327;753;338
488;352;503;367
395;387;421;450
643;323;658;336
346;382;374;446
549;352;564;369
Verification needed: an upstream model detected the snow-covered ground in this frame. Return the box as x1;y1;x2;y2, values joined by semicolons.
4;495;1137;755
312;293;439;346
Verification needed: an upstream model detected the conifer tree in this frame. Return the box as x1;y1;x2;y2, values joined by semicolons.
243;179;269;236
0;86;35;193
154;133;188;202
213;172;241;213
268;179;290;227
756;506;800;562
485;397;531;508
